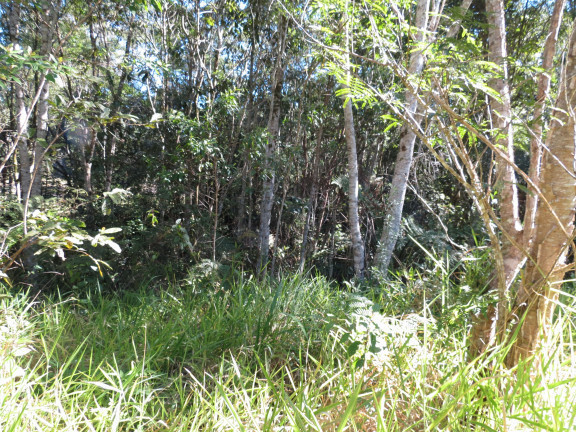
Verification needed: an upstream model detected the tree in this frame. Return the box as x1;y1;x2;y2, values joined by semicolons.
257;14;288;274
506;13;575;366
341;0;365;279
374;0;432;274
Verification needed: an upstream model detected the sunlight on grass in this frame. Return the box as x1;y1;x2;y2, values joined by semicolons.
0;274;574;431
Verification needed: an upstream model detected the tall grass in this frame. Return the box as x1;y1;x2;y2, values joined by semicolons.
0;270;574;431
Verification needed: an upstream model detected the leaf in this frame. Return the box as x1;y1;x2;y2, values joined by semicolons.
12;347;32;357
87;381;121;393
55;248;66;261
152;0;163;12
101;227;122;234
347;341;361;358
106;240;122;253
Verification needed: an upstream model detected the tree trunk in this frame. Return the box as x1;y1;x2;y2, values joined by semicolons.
271;181;288;276
506;21;576;367
31;1;57;198
375;0;430;273
104;21;134;192
471;0;565;359
257;15;288;274
468;0;524;353
8;2;32;202
342;1;365;279
299;123;324;273
523;0;565;248
486;0;523;290
343;96;365;279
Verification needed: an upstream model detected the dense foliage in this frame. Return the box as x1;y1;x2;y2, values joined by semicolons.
1;0;576;429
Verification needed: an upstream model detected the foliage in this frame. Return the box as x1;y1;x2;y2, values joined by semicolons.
0;272;574;431
0;196;121;285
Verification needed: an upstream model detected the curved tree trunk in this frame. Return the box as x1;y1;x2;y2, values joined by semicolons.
375;0;430;273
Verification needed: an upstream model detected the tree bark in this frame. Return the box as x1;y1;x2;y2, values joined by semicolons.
343;96;365;279
486;0;523;291
468;0;524;351
8;2;32;202
375;0;430;273
104;20;134;192
507;21;576;367
523;0;565;248
299;115;327;273
257;15;288;274
31;1;58;198
342;0;365;279
470;0;565;359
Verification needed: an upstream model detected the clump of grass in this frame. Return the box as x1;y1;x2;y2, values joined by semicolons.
0;270;574;431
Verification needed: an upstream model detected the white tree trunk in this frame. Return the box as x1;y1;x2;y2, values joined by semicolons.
8;2;32;202
343;95;365;278
486;0;523;291
342;1;365;279
375;0;430;273
31;1;57;198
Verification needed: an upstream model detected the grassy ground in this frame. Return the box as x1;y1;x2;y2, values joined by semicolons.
1;272;575;431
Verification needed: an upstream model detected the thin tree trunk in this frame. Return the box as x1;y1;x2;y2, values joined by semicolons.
328;206;336;280
271;181;288;276
257;15;288;274
507;21;576;367
31;1;57;198
8;2;32;202
342;1;365;279
468;0;525;353
446;0;473;38
299;104;328;273
104;21;134;192
212;157;219;262
343;98;365;279
375;0;430;273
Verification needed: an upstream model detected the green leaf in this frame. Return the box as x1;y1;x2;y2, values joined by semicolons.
347;341;361;358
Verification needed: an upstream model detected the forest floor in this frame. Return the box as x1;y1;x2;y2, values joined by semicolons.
0;272;575;431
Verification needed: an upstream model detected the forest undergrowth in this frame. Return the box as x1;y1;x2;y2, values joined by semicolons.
1;267;575;431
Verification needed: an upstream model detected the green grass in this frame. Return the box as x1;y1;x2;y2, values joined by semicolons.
0;272;575;431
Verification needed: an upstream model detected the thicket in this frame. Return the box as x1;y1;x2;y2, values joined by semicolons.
2;0;576;429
